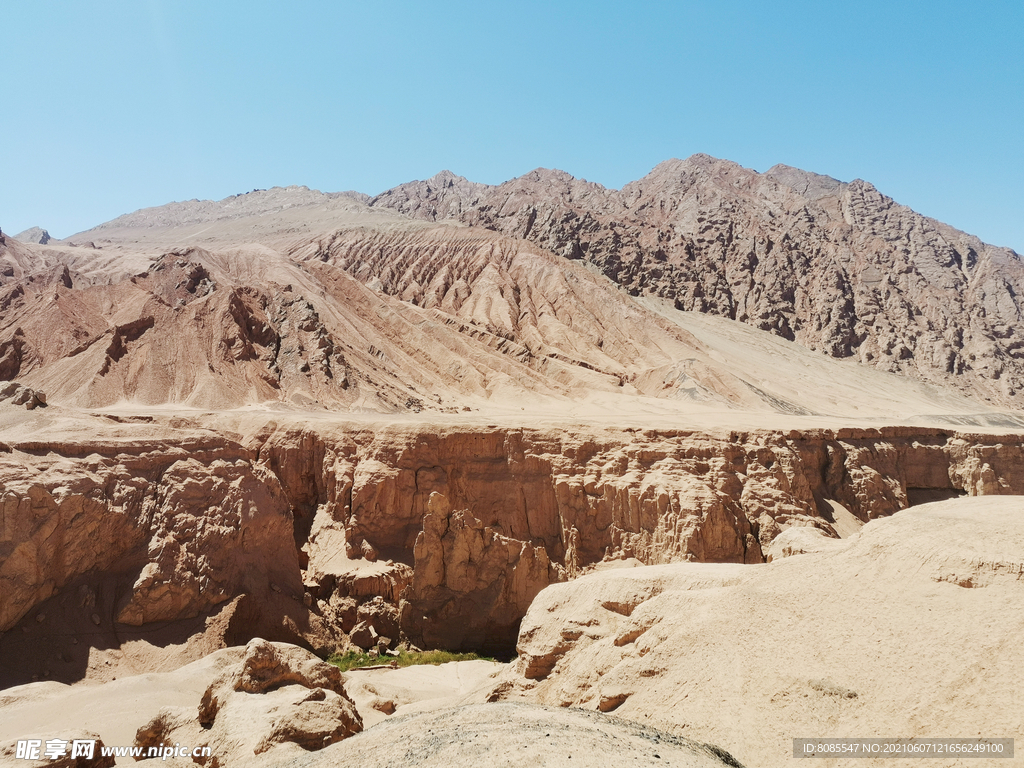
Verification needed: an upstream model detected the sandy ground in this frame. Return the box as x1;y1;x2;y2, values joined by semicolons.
276;702;747;768
485;497;1024;768
0;649;240;763
0;656;501;766
344;660;503;727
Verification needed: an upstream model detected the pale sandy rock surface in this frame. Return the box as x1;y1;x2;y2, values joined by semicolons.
483;497;1024;768
344;659;502;727
0;641;361;767
135;639;361;768
0;649;502;767
274;702;746;768
764;523;848;561
0;729;114;767
0;649;241;764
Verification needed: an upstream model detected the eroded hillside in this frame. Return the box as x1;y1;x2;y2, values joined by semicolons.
370;157;1024;406
2;408;1022;687
1;166;1023;765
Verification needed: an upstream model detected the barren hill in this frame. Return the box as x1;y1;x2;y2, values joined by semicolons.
370;156;1024;407
1;190;1018;425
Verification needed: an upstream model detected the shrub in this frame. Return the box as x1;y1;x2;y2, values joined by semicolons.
327;649;494;673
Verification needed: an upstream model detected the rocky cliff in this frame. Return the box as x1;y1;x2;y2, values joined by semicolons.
3;412;1022;684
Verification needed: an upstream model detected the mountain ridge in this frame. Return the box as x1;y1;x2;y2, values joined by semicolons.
34;154;1024;409
366;155;1024;407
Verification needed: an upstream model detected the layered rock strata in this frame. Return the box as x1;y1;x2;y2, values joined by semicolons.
2;417;1022;680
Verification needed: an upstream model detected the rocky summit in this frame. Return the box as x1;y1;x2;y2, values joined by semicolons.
372;157;1024;407
0;157;1021;767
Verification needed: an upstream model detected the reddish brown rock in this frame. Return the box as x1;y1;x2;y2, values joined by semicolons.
399;492;562;652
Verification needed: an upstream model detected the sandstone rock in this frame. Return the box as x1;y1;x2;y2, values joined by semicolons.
0;423;322;688
4;414;1024;681
341;659;502;729
133;707;205;760
483;497;1024;768
229;638;346;696
763;524;846;562
399;492;563;652
287;703;745;768
136;639;361;767
354;597;398;643
0;380;46;409
348;621;379;651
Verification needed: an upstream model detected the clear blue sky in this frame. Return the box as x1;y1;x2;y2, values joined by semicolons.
2;1;1022;251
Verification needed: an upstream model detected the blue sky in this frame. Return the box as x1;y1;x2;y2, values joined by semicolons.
2;1;1022;251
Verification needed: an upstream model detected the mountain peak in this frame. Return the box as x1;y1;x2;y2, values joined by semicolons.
425;169;471;187
14;226;51;245
519;167;577;183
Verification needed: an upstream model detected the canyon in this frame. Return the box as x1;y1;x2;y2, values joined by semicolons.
1;156;1022;766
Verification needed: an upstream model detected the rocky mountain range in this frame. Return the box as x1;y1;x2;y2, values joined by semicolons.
2;155;1021;422
370;155;1024;407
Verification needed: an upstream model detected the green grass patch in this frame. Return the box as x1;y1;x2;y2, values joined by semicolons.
327;649;494;673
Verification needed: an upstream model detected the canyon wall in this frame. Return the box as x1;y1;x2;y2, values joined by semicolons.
2;419;1022;681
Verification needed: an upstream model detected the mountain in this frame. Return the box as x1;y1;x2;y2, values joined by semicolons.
369;156;1024;407
0;191;1010;425
12;226;51;245
3;162;1024;763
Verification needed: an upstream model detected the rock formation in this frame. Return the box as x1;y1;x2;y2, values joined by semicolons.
399;492;561;653
0;380;46;409
134;638;361;767
0;177;1016;437
370;157;1024;407
2;159;1024;766
293;702;745;768
3;412;1023;681
481;497;1024;768
13;227;51;245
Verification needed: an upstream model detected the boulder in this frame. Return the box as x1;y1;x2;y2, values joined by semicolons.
135;639;361;767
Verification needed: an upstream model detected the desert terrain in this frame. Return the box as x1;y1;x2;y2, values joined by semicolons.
0;157;1022;766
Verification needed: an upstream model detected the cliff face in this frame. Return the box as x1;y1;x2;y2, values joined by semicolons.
3;416;1022;680
371;157;1024;406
